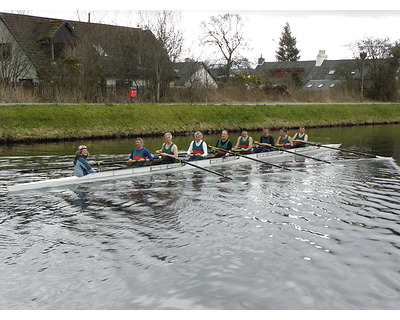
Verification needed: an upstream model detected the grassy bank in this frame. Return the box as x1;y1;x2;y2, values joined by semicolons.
1;103;400;144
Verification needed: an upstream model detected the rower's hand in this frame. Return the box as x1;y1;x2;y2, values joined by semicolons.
128;159;133;163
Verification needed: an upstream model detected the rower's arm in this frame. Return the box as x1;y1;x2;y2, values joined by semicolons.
233;137;240;150
187;141;194;156
141;149;153;161
202;142;208;157
172;144;179;158
247;137;254;150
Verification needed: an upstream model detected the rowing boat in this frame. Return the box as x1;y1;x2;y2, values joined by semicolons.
6;144;340;192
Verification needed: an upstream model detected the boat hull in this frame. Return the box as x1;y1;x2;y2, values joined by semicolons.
7;144;341;192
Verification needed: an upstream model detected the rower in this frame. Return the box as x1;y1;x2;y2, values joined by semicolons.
155;132;179;164
74;145;96;177
213;130;233;158
275;128;293;148
292;126;308;148
253;127;275;153
232;128;253;154
128;137;154;166
187;131;208;161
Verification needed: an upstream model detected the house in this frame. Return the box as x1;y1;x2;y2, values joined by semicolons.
253;50;362;90
173;59;218;89
0;12;175;89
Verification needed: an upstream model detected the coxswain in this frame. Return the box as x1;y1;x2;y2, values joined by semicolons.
214;130;233;158
292;126;308;148
187;131;208;161
275;128;293;148
155;132;179;163
253;127;275;153
73;145;96;177
232;128;253;154
128;138;154;166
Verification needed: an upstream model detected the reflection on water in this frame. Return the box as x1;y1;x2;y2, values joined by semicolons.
1;124;399;161
0;125;400;309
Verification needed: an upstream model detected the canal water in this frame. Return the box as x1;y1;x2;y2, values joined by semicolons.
0;124;399;309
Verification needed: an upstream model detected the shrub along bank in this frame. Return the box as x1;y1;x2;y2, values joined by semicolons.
1;103;400;144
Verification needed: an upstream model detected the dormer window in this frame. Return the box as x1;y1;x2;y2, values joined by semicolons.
350;71;356;75
93;45;108;57
307;83;313;88
318;84;324;88
329;83;336;88
328;70;335;75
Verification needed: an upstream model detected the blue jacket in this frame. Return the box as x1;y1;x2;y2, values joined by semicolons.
128;148;154;161
73;156;95;177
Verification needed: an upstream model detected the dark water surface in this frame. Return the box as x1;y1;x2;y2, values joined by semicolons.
0;125;399;309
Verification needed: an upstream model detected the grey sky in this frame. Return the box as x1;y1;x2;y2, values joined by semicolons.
4;1;400;64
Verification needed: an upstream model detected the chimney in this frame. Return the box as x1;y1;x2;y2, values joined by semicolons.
316;50;327;66
258;55;265;65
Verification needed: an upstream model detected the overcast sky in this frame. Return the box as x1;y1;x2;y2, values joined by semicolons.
3;1;400;65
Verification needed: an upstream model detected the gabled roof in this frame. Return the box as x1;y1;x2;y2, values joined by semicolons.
253;59;362;84
0;12;165;79
173;61;217;85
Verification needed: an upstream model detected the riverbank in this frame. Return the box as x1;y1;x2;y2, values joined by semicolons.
1;103;400;144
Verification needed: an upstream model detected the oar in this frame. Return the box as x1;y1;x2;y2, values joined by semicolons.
270;145;333;165
17;159;130;173
163;153;241;182
296;141;389;159
17;164;74;173
96;160;130;166
208;145;297;172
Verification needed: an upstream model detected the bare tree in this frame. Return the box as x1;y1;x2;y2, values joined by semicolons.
350;37;399;101
10;10;31;15
138;10;183;63
200;13;248;83
0;34;32;83
137;11;183;101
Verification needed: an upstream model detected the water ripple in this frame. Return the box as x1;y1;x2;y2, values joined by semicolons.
1;155;400;309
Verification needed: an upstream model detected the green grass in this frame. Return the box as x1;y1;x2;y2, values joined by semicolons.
1;103;400;143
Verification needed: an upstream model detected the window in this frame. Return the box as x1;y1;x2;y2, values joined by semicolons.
0;43;11;60
306;83;313;88
318;83;324;88
328;70;335;75
329;83;336;88
350;71;356;75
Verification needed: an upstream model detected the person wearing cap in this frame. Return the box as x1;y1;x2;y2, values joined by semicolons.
73;145;96;177
232;128;253;154
128;138;154;166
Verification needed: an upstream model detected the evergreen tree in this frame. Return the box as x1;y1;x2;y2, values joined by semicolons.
275;22;300;61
